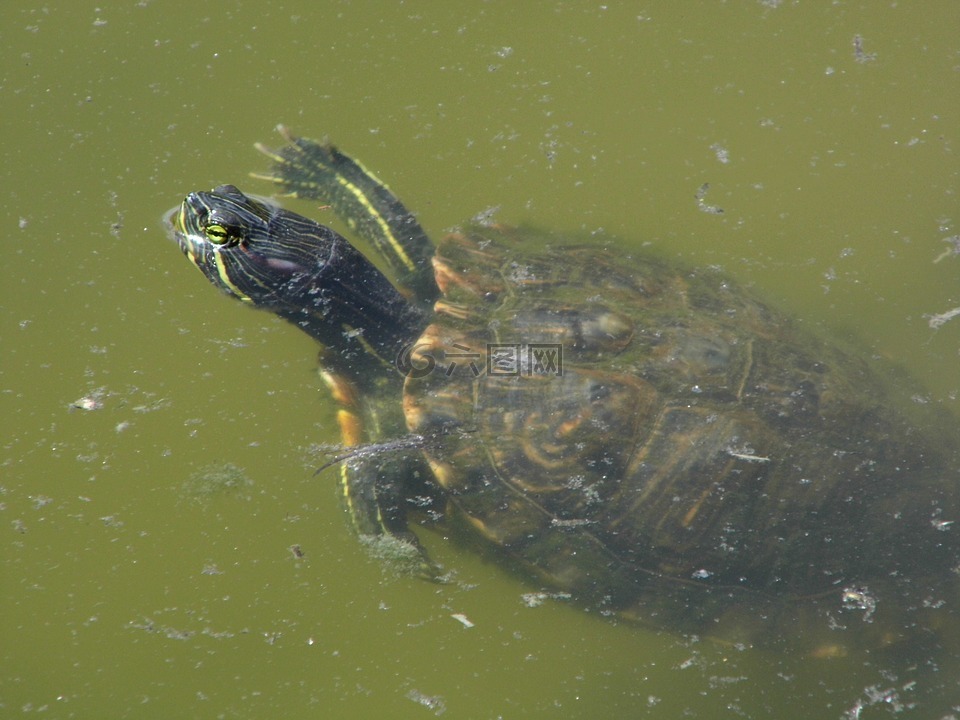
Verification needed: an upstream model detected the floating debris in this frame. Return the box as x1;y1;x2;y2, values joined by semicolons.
406;688;447;716
932;234;960;263
471;205;501;227
926;306;960;329
521;591;572;608
852;34;877;64
841;585;877;622
30;495;53;510
450;613;474;628
726;447;771;463
710;143;730;164
180;463;253;504
70;389;107;411
126;618;195;641
843;683;912;719
695;183;724;215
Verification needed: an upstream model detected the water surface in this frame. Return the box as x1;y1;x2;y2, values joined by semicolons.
2;2;959;717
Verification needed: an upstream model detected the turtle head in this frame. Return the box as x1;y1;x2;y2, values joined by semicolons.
165;184;427;383
167;185;338;305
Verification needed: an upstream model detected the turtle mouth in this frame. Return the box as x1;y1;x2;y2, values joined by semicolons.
163;203;186;239
163;196;206;263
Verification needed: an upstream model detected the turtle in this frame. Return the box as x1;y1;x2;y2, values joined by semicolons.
166;127;960;649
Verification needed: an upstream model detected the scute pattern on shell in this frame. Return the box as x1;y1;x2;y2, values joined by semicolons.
403;223;955;641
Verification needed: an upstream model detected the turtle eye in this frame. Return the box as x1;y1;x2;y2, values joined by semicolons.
204;223;234;246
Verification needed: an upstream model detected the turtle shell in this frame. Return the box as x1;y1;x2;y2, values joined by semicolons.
403;223;954;631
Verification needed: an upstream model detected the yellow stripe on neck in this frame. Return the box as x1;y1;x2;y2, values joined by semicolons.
214;252;254;303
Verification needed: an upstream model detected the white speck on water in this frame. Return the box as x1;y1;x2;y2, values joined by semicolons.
926;306;960;329
406;688;447;716
450;613;475;628
710;143;730;164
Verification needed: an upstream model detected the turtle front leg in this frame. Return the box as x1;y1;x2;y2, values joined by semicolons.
321;367;444;580
339;452;444;580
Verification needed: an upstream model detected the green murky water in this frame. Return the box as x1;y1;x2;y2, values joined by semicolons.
2;2;959;717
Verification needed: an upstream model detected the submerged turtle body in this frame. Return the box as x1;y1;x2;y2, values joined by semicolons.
167;128;959;648
405;226;954;638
